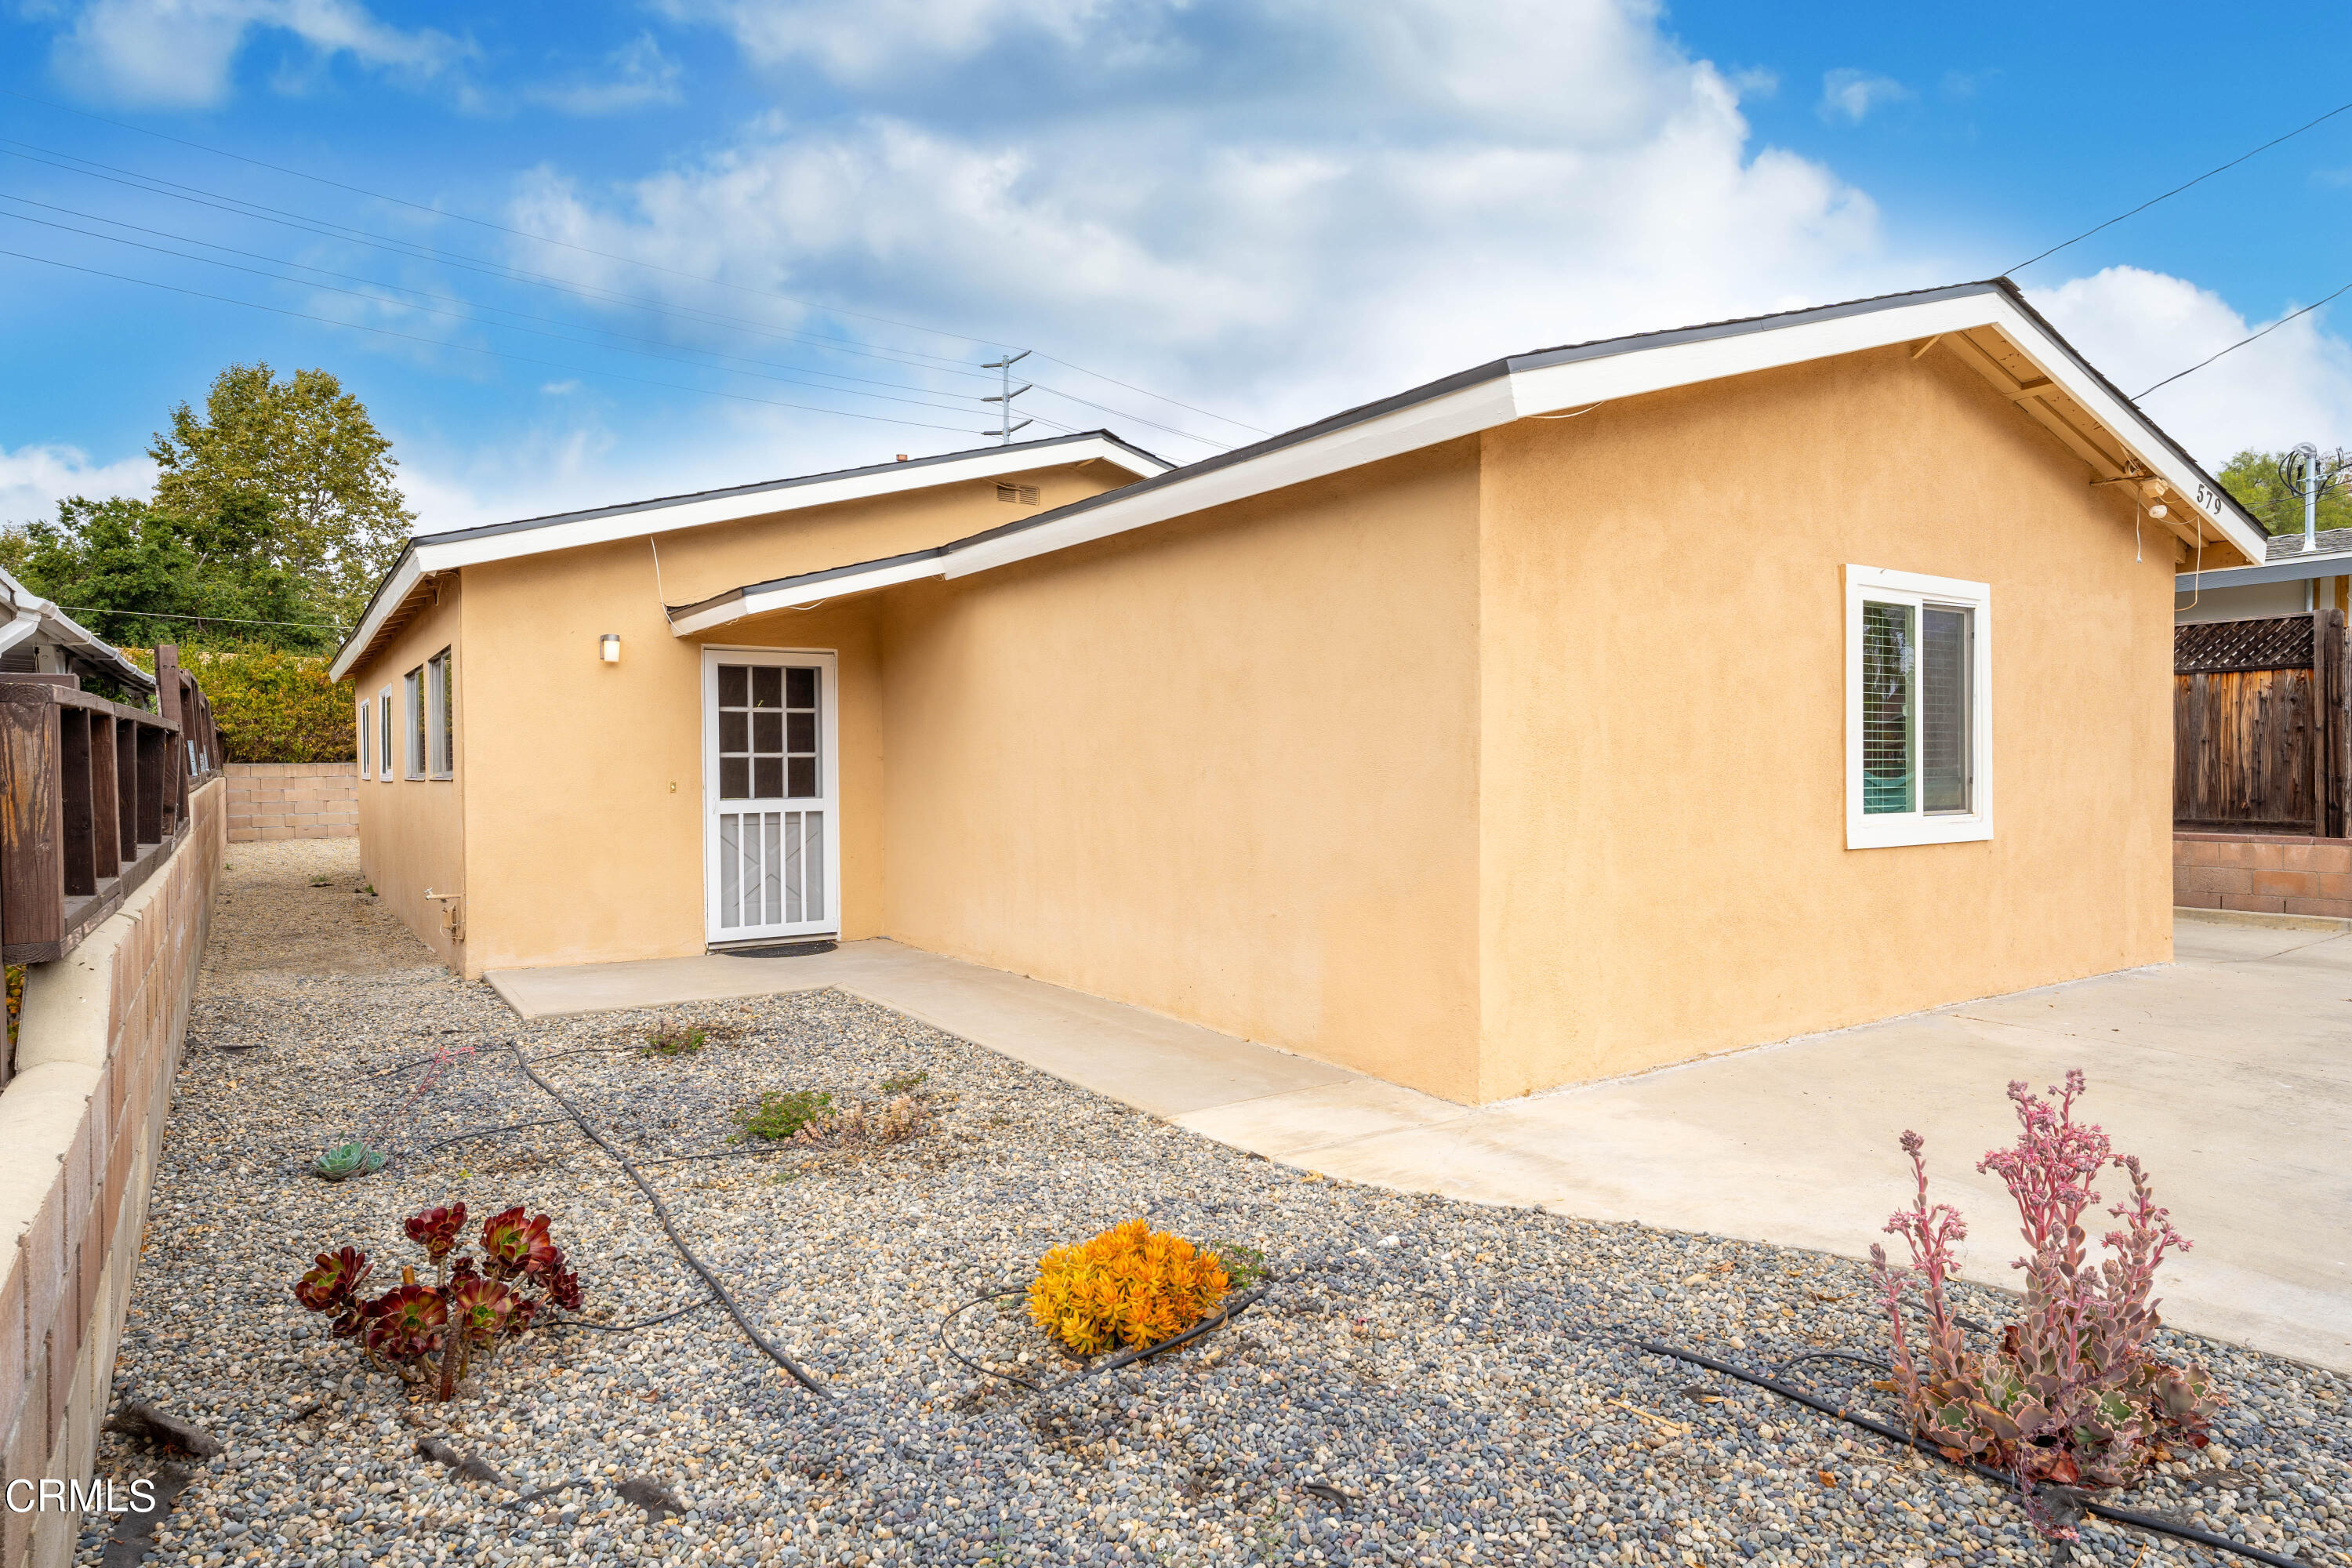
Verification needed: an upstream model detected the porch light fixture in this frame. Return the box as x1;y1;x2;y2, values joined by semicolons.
600;633;622;663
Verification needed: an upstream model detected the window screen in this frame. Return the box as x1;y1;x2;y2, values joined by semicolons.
379;687;394;779
717;663;822;801
405;667;426;778
1920;607;1972;813
1860;601;1915;815
358;700;371;778
428;649;454;776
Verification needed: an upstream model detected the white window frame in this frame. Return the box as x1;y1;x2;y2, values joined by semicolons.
1845;564;1993;849
358;698;372;778
427;647;454;779
377;685;394;780
404;666;426;779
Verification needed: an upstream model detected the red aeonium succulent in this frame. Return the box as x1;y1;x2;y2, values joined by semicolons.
404;1203;468;1263
447;1277;528;1345
363;1284;449;1361
293;1247;371;1315
296;1196;583;1403
479;1207;562;1280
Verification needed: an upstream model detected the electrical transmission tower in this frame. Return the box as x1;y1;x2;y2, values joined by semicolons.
982;350;1032;445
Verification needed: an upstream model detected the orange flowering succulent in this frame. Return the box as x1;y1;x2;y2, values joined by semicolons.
1027;1218;1232;1357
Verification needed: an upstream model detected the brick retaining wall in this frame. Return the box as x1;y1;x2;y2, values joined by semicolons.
225;760;356;842
2175;829;2352;920
0;779;222;1568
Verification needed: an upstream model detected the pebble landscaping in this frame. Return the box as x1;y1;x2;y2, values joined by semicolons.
73;842;2352;1566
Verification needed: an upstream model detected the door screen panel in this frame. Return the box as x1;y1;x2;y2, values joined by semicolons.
712;660;829;932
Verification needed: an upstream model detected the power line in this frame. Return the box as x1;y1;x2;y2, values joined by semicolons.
0;88;1265;437
0;204;1085;430
2135;278;2352;398
56;604;347;630
0;245;1002;436
2009;97;2352;274
0;140;1236;448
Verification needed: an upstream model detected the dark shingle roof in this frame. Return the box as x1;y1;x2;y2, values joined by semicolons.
2267;526;2352;562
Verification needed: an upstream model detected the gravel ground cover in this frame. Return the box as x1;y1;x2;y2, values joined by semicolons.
75;841;2352;1567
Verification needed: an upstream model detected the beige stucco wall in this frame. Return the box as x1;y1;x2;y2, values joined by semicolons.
354;578;466;971
348;456;1134;978
878;443;1488;1101
1472;343;2176;1099
344;359;2180;1102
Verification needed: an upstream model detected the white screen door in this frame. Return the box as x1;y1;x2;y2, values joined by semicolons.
702;648;838;942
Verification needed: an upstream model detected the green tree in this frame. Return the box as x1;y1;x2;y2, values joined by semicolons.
2216;449;2352;537
2;491;339;653
149;363;414;617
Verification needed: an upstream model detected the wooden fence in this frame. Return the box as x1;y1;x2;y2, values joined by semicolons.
2174;611;2349;836
0;645;223;981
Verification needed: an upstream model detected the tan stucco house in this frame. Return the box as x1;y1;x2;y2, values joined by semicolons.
330;280;2265;1104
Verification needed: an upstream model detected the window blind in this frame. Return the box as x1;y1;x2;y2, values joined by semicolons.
1860;601;1914;815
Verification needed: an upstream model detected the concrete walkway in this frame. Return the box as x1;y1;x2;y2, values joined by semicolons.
488;913;2352;1373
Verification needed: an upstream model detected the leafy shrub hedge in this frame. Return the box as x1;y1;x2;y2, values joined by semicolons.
124;645;355;764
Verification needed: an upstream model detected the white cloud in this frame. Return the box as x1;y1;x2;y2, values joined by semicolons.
0;442;154;528
1817;68;1910;125
656;0;1129;83
502;0;1905;448
524;34;684;116
2030;266;2352;466
48;0;463;109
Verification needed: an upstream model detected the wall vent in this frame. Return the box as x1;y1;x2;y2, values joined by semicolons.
996;483;1040;506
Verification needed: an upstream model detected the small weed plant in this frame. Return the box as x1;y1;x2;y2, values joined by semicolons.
1870;1071;2220;1536
294;1203;583;1403
644;1022;710;1057
876;1069;930;1096
1029;1218;1232;1357
731;1089;833;1142
1203;1239;1269;1291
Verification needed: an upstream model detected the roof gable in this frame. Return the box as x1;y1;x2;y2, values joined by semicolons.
671;280;2267;637
331;430;1170;680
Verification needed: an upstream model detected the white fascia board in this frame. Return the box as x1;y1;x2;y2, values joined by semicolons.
1504;292;2009;416
328;551;423;682
943;378;1519;579
668;551;948;637
428;437;1164;575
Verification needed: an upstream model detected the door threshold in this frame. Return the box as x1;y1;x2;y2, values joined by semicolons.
708;937;840;958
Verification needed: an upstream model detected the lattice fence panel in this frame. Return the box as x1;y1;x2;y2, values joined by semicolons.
2176;615;2314;675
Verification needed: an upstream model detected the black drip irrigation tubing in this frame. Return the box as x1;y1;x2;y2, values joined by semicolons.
1627;1339;2306;1568
938;1283;1274;1396
509;1046;835;1399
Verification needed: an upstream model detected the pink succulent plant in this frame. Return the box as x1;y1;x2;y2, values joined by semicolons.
1869;1071;2220;1538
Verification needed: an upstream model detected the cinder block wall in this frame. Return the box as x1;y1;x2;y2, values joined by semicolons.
224;760;357;842
2175;829;2352;920
0;779;223;1568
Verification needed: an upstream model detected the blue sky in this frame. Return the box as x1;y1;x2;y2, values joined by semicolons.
5;0;2351;534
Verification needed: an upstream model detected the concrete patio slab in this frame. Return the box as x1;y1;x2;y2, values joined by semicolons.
488;916;2352;1372
488;939;1356;1120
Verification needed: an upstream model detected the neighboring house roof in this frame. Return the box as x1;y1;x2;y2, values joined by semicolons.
0;567;159;695
328;430;1171;681
2267;526;2352;562
2172;527;2352;594
671;279;2270;637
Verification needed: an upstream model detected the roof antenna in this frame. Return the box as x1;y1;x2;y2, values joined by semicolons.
982;350;1033;445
